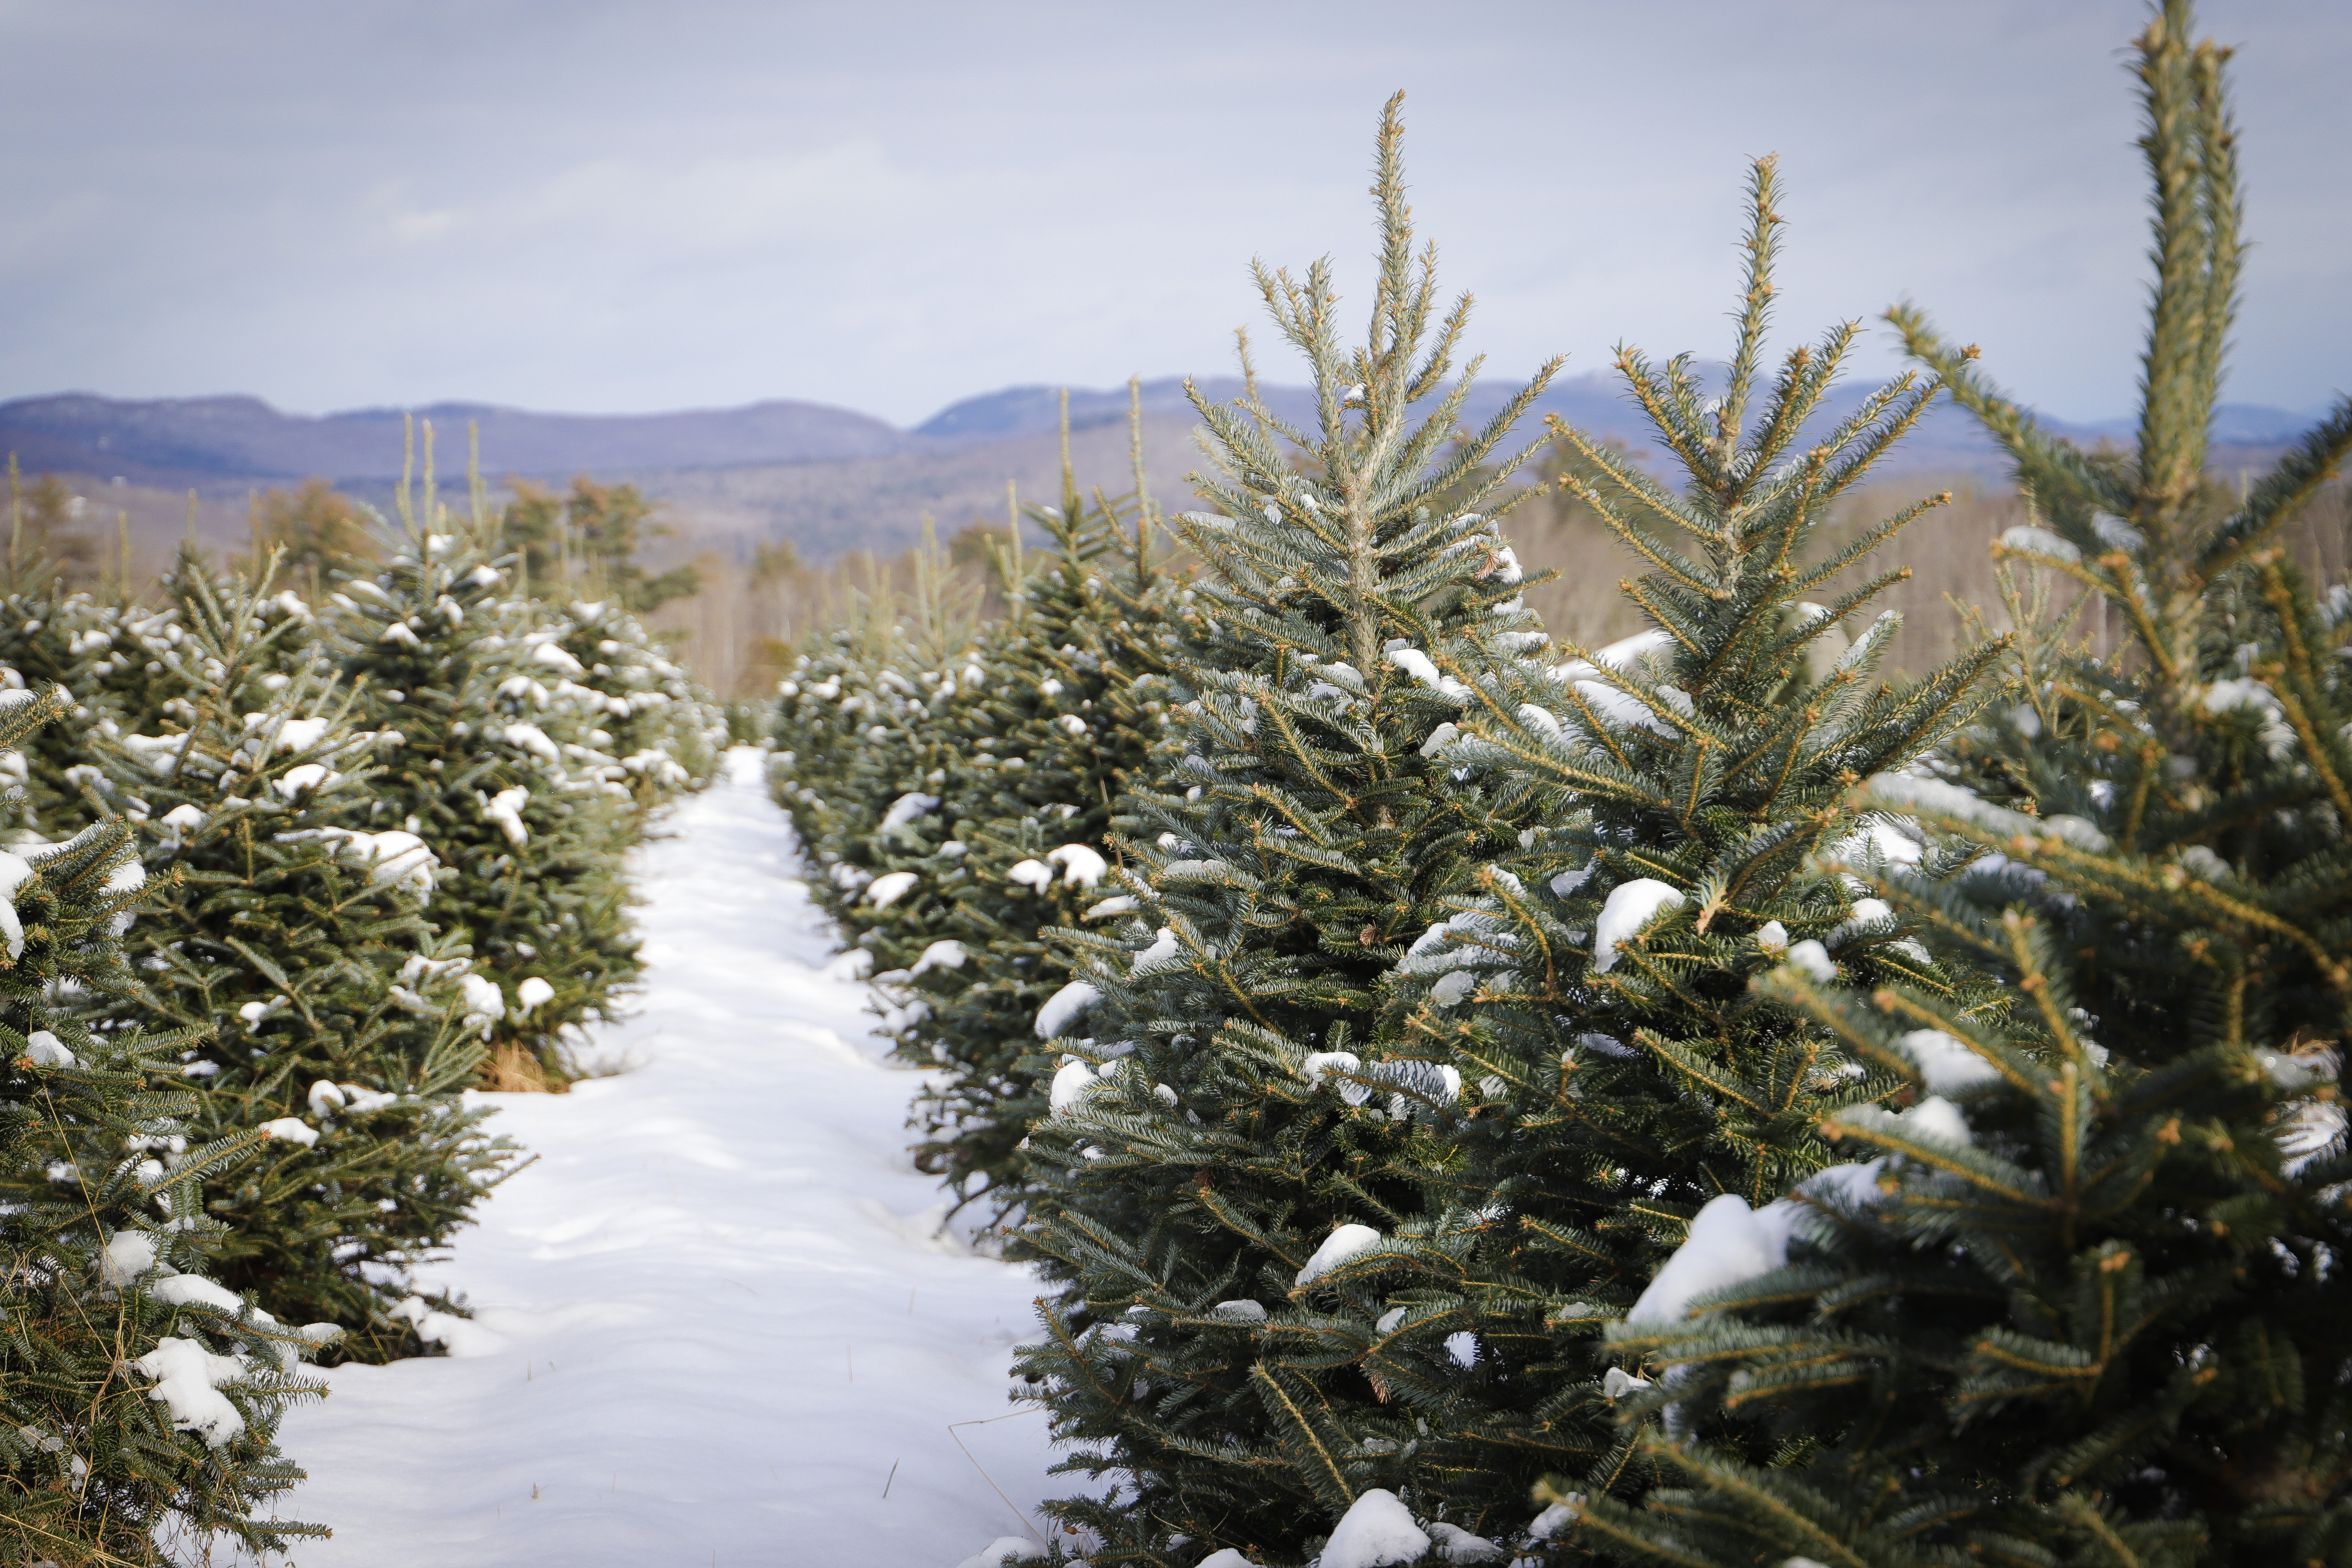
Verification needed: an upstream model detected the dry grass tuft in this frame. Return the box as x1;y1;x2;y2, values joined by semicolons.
482;1044;565;1094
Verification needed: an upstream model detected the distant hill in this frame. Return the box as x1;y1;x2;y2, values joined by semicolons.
1;381;2319;567
917;372;1715;446
0;393;910;489
920;372;2319;472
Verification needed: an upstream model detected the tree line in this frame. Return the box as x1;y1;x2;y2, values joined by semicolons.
771;6;2352;1565
0;427;723;1561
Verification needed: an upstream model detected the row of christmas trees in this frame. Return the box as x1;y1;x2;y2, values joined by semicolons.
0;438;722;1561
775;7;2352;1565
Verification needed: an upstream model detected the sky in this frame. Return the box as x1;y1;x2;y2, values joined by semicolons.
2;0;2346;429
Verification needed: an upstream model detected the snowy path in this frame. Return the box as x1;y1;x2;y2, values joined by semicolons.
256;750;1059;1567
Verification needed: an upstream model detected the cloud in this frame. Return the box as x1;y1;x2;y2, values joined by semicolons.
388;208;461;245
0;0;2344;426
0;188;111;270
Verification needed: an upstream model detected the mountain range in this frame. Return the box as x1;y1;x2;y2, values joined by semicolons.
0;378;2319;564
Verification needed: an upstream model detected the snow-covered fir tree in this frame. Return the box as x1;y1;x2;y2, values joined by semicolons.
1575;9;2352;1564
0;527;132;838
464;466;724;816
519;596;724;808
323;434;642;1088
81;550;524;1360
1004;96;1566;1562
1282;158;2011;1557
0;681;341;1562
769;519;985;945
767;611;896;926
872;407;1183;1221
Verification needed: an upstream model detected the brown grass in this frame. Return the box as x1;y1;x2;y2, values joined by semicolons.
666;461;2350;700
481;1044;564;1094
1504;466;2350;678
643;539;986;697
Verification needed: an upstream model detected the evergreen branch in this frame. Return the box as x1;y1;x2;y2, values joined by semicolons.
2254;556;2352;822
1889;305;2124;519
1867;987;2042;1098
1629;1027;1766;1113
2193;395;2352;587
1406;356;1568;520
2078;550;2178;684
1713;710;1815;798
1617;349;1729;496
2054;1490;2182;1568
1550;419;1713;543
1689;583;1800;701
2023;838;2344;992
1781;491;1947;604
1564;476;1720;597
1459;715;1673;813
1852;636;2010;773
1407;289;1473;407
1732;342;1830;505
1747;716;1819;826
1807;373;1942;509
1715;156;1783;456
1824;1106;2045;1203
1559;1502;1726;1568
1518;1216;1622;1276
1633;1433;1876;1568
2131;3;2226;540
1247;1363;1357;1511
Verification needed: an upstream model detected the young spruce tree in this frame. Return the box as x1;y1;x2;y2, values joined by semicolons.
0;519;122;840
877;406;1182;1220
82;550;522;1361
1323;157;2006;1557
770;516;991;1004
0;683;338;1563
1581;8;2352;1566
530;596;724;805
324;431;639;1087
1007;96;1563;1562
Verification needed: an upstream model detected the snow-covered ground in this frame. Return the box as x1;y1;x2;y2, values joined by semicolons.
248;750;1060;1566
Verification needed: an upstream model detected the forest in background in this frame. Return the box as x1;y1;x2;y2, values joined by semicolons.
18;441;2347;703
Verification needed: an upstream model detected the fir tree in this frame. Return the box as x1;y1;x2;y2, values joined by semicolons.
0;531;126;839
1006;96;1564;1562
769;632;890;932
495;594;724;810
768;622;896;932
324;428;641;1088
82;550;523;1361
878;402;1182;1220
1577;8;2352;1565
769;519;985;946
0;682;338;1563
500;476;700;614
1271;155;2004;1558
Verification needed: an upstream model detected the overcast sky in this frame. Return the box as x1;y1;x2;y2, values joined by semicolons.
3;0;2345;428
